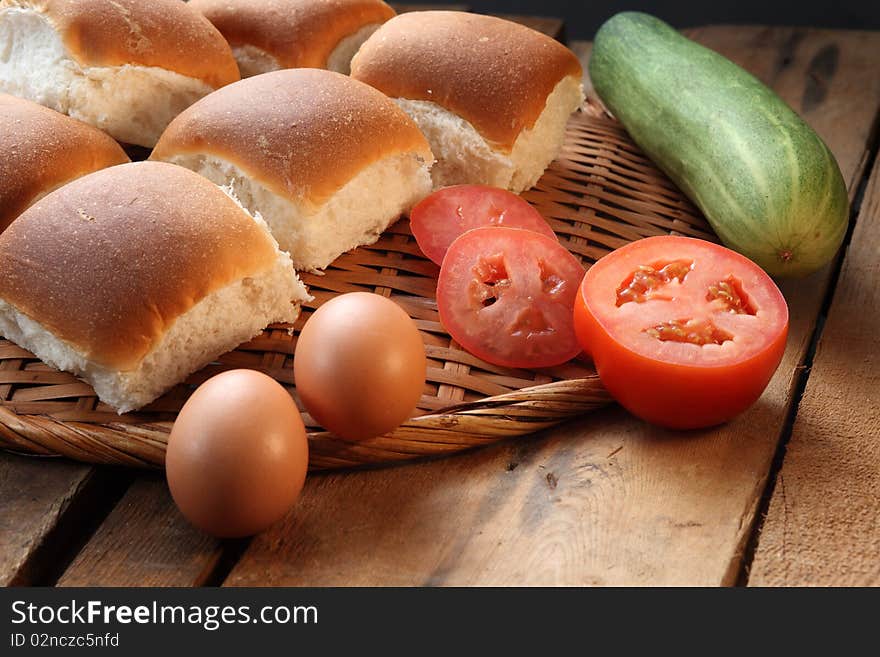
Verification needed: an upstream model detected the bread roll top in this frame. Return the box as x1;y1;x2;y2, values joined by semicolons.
350;11;583;151
13;0;239;88
0;162;281;370
151;68;433;208
189;0;395;69
0;94;129;232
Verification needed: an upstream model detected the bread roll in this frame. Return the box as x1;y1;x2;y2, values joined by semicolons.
152;68;434;271
0;94;129;233
189;0;395;76
0;162;309;413
351;11;585;193
0;0;240;147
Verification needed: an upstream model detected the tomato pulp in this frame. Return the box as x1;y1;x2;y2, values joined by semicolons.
438;226;585;369
574;236;788;428
410;185;557;265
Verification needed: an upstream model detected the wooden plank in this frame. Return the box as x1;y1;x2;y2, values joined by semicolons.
748;158;880;586
0;453;121;585
224;27;880;586
57;476;226;587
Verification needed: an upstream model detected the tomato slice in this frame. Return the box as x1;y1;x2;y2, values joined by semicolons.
574;235;789;429
437;226;585;369
410;184;557;265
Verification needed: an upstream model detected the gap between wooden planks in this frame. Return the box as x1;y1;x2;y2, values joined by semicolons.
747;148;880;586
13;25;880;587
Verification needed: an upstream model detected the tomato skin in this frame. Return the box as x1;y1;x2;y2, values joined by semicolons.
575;297;787;428
574;236;789;429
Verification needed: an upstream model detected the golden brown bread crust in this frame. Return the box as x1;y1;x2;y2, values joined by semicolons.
6;0;239;88
188;0;395;69
350;11;583;150
0;94;129;233
151;69;433;207
0;161;280;370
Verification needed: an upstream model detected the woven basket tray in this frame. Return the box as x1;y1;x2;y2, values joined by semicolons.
0;106;714;471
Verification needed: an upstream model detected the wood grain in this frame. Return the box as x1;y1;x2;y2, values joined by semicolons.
224;26;880;586
747;158;880;586
0;453;93;585
57;476;225;587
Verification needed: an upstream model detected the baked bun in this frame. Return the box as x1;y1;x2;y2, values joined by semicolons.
0;0;240;147
0;94;129;233
0;162;309;413
152;68;434;271
351;11;585;192
189;0;395;77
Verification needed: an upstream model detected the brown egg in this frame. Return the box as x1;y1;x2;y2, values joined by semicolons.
295;292;427;440
166;369;309;538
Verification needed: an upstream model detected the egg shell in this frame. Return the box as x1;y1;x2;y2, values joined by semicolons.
166;369;309;538
294;292;427;440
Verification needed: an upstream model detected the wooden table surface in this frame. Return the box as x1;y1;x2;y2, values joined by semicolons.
1;14;879;587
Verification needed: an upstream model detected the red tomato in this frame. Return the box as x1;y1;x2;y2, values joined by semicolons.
574;236;788;429
410;184;557;265
437;226;585;369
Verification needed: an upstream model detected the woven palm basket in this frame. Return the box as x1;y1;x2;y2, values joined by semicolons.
0;105;715;471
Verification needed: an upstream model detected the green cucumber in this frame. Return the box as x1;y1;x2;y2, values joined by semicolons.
589;12;848;277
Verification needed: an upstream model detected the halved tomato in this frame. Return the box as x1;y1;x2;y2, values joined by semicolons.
437;226;585;369
410;184;557;265
574;236;788;429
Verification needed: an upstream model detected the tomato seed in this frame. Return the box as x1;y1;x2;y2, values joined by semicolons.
538;259;566;296
616;259;693;306
644;318;732;346
706;277;756;315
469;254;513;308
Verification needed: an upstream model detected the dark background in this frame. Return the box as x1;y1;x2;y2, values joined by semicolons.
462;1;880;40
